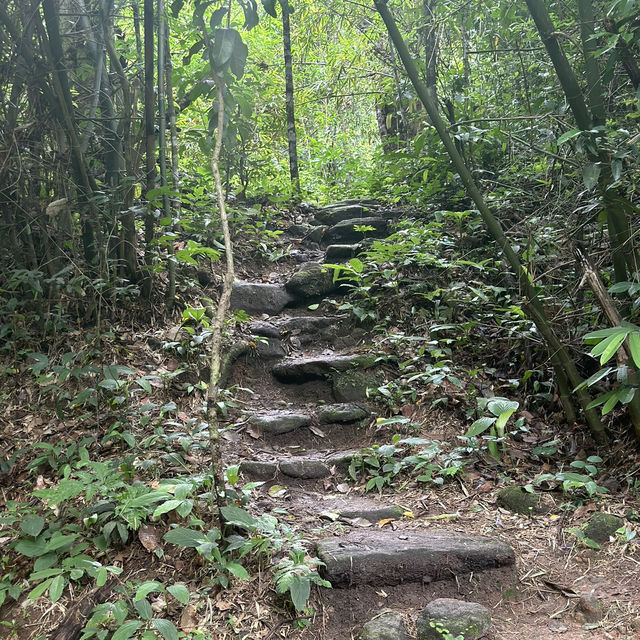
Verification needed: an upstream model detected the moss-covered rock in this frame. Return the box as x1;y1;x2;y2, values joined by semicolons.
583;512;623;544
332;368;383;402
497;486;550;515
285;262;337;298
416;599;491;640
359;611;409;640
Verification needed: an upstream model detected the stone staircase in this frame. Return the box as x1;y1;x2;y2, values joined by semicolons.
225;201;516;639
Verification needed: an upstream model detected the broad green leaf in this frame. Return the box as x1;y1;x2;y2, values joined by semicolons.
465;416;495;437
49;575;65;603
594;332;627;364
153;499;183;518
163;527;206;548
16;538;47;557
487;398;519;417
152;618;179;640
135;581;163;600
43;533;77;553
136;378;152;393
289;575;311;612
557;129;581;145
166;584;190;604
226;562;250;579
212;28;239;69
28;578;54;600
574;367;613;391
230;39;249;79
349;258;364;273
34;479;84;505
112;620;142;640
262;0;278;17
219;505;259;528
582;162;601;190
96;566;108;587
21;514;45;537
134;597;153;620
629;332;640;369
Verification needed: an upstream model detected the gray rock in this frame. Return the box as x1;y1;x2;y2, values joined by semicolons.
316;530;515;588
584;512;623;544
288;223;312;237
254;337;286;358
231;282;294;315
239;461;277;479
285;262;337;298
273;354;376;383
306;226;326;243
340;505;405;523
333;369;383;402
316;403;370;423
316;205;367;225
325;244;360;262
359;611;409;640
416;599;491;640
497;486;551;515
280;459;331;479
324;217;389;244
250;412;311;434
575;594;604;623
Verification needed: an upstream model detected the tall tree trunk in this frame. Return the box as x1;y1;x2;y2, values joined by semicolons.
142;0;156;298
280;0;300;194
374;0;607;445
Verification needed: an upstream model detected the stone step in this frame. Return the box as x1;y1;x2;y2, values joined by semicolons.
239;450;355;480
323;217;389;244
315;205;371;225
249;315;338;341
272;353;376;383
316;530;515;588
324;244;361;262
231;282;294;316
285;262;338;299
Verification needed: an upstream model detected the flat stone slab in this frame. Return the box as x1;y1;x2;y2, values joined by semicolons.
250;411;311;434
316;530;515;588
315;403;370;423
273;354;376;382
324;217;389;244
280;459;331;479
239;461;277;478
417;599;491;640
339;505;405;523
249;315;336;338
315;205;368;225
231;282;294;315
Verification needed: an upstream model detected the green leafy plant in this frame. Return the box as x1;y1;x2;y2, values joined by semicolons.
534;456;607;498
464;397;520;460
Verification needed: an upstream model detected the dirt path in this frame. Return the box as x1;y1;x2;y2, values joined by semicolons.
218;201;640;639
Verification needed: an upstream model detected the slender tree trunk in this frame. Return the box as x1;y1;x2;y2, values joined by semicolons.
165;22;180;313
142;0;156;298
374;0;607;444
280;0;300;194
526;0;636;283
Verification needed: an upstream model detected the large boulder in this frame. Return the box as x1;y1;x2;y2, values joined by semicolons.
416;599;491;640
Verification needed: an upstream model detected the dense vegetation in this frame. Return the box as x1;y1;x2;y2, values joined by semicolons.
1;0;640;637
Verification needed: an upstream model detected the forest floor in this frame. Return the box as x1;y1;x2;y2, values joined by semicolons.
1;201;640;640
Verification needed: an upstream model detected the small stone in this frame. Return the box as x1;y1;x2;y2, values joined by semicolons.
497;486;550;515
416;599;491;640
575;594;604;623
583;512;624;544
250;412;311;435
230;282;294;315
359;611;409;640
315;403;370;423
285;262;337;298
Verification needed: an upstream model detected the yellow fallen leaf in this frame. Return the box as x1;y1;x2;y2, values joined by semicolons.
402;510;415;518
378;518;395;527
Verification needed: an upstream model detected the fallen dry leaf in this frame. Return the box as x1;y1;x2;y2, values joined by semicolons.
138;524;162;553
180;604;198;631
